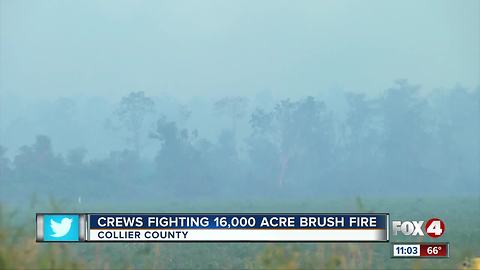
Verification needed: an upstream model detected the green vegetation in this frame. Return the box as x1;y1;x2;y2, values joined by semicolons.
1;197;478;269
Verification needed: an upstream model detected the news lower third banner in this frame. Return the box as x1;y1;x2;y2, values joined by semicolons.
36;213;389;242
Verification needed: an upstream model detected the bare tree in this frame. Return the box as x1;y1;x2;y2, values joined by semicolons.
115;91;155;154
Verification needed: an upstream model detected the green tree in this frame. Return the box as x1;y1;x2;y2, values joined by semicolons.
151;116;212;196
249;97;334;189
379;80;432;189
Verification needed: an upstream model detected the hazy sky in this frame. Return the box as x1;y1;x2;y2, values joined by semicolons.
1;0;478;100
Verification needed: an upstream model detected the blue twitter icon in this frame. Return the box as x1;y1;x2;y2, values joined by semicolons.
43;215;79;241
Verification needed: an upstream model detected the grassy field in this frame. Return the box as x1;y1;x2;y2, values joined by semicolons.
0;197;478;269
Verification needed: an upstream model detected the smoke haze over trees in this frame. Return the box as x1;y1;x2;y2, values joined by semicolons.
0;1;478;206
1;82;478;204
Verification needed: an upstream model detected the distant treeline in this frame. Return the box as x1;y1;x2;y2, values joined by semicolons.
1;80;479;203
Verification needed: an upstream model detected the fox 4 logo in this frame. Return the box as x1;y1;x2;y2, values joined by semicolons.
392;218;445;238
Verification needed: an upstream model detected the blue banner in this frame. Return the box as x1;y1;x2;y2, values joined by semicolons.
89;214;387;229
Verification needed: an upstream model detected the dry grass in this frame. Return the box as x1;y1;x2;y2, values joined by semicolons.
0;205;86;269
0;197;477;269
248;243;377;270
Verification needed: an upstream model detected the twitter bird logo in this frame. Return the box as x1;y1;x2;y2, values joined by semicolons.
50;217;72;237
43;215;79;241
